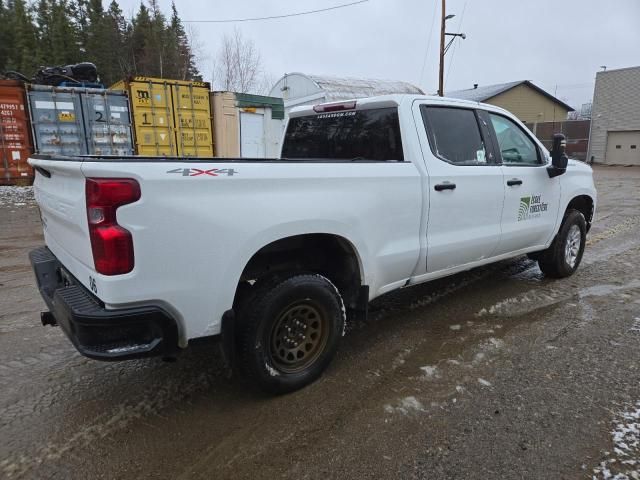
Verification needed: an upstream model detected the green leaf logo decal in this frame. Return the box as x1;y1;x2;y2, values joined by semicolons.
518;196;531;221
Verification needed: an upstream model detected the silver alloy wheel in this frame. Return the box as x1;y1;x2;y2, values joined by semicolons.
564;224;582;268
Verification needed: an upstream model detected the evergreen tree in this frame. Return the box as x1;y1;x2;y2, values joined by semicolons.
34;0;81;68
130;2;152;75
1;0;202;82
50;1;81;65
103;0;129;84
0;0;8;74
5;0;39;76
83;0;113;83
167;1;200;80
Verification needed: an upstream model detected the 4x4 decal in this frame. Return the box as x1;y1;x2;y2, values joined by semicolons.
167;168;237;177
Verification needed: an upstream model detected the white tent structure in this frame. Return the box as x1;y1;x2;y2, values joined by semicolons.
269;73;424;115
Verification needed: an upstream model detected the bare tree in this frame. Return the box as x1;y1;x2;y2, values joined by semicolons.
213;28;267;93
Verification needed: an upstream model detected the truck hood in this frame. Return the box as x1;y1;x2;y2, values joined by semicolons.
568;159;592;173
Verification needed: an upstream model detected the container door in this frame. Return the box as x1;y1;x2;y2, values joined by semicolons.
82;90;134;156
128;80;176;156
172;84;213;157
28;88;86;156
0;81;34;184
240;112;266;158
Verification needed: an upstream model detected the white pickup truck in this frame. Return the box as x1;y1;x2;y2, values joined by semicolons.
29;94;596;393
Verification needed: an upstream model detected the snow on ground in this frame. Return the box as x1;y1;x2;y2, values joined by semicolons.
477;378;492;387
593;401;640;480
419;365;439;378
0;186;35;207
384;396;426;415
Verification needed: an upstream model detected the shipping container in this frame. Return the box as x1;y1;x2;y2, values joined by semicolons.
111;77;213;157
28;85;86;156
28;85;134;157
0;80;34;185
211;91;284;158
81;89;134;155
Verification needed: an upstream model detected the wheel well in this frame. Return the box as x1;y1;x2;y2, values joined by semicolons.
236;234;363;310
566;195;594;231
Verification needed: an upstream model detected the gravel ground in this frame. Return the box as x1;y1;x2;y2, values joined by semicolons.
0;166;639;480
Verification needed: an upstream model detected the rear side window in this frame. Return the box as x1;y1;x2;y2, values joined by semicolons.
421;106;487;165
281;107;404;161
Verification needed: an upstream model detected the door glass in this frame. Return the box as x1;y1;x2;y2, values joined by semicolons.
489;114;540;165
421;107;487;165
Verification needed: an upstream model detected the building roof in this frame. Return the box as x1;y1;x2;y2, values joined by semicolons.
447;80;574;112
304;73;424;99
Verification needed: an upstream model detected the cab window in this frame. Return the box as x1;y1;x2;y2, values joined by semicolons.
489;113;541;165
421;106;488;166
282;107;404;161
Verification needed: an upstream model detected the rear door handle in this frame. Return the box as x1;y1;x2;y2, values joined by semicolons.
434;182;456;191
507;178;523;186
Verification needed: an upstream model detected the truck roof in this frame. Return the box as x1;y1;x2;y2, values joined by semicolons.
288;94;508;118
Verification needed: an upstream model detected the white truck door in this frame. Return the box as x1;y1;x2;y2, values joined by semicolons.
484;111;561;254
418;105;505;273
240;112;266;158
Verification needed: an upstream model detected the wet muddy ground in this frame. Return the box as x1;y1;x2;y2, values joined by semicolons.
1;166;639;479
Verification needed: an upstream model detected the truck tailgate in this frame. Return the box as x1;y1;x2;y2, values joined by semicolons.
31;158;94;277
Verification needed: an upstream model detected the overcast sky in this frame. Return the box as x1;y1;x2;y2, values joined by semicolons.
118;0;640;109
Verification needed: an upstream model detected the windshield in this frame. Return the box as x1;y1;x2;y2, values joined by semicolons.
281;107;404;161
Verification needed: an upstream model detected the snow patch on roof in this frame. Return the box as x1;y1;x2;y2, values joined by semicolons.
447;81;524;102
306;74;424;100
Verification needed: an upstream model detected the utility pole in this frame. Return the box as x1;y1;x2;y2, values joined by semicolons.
438;0;446;97
438;1;465;97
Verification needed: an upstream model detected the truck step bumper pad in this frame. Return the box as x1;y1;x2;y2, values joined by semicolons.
29;246;179;361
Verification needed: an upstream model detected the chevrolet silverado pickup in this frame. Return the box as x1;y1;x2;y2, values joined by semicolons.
28;94;596;393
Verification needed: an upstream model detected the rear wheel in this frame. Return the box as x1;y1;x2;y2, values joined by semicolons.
537;209;586;278
236;274;345;394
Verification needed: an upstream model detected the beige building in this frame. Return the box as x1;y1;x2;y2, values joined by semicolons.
588;66;640;165
447;81;574;124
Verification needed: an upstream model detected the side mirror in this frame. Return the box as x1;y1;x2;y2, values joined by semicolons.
547;133;568;178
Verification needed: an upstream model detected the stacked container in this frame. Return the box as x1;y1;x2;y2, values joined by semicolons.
110;77;213;157
0;80;34;184
27;85;134;156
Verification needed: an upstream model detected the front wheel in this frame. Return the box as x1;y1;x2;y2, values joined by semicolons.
537;209;587;278
236;274;345;394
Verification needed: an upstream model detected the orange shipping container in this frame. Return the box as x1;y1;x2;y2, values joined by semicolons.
0;80;34;185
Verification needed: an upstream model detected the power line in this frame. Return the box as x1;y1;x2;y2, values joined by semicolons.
419;0;438;87
183;0;369;23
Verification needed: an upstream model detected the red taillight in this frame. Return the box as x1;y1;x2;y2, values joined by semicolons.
313;100;357;113
86;178;140;275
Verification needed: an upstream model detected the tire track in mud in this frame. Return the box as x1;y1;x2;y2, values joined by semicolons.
587;215;640;246
0;359;225;479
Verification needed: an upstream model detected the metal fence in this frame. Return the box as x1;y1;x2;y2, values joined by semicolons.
524;120;590;161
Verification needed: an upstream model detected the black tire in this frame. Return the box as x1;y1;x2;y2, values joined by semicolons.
537;209;586;278
236;273;345;394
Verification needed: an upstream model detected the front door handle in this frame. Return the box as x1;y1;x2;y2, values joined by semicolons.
507;178;523;186
434;182;456;191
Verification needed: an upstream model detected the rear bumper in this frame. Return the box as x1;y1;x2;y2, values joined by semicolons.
29;246;179;361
